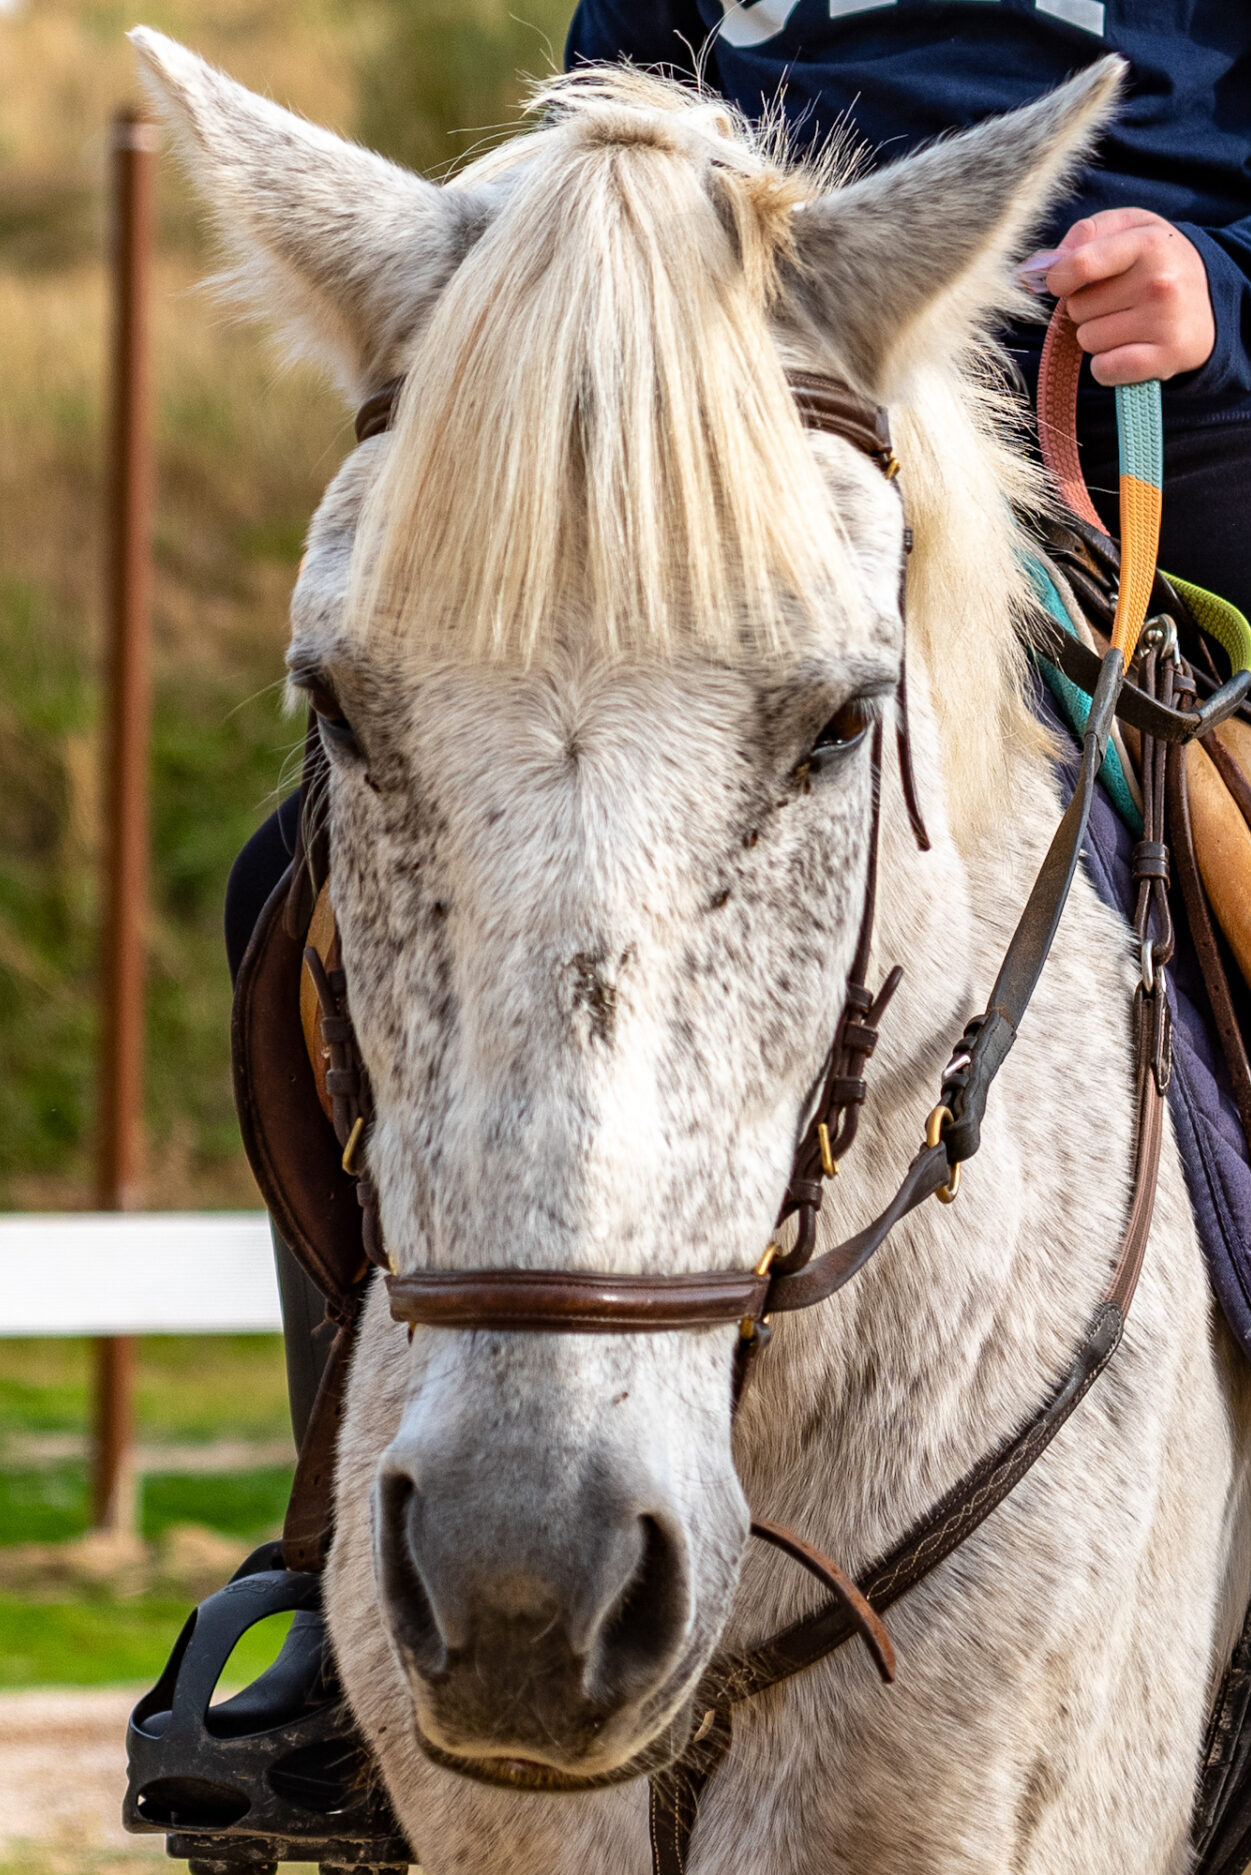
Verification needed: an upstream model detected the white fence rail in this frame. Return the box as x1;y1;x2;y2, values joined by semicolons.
0;1213;281;1336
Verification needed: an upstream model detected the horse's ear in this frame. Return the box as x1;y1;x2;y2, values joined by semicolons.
129;29;487;400
784;56;1124;400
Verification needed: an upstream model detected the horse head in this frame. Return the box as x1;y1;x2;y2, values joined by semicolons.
134;30;1120;1792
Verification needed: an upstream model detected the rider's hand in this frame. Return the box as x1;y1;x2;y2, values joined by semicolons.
1036;209;1216;386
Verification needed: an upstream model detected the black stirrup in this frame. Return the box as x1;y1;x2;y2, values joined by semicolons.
123;1540;411;1874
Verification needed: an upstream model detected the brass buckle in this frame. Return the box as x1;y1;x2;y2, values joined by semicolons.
924;1104;961;1205
341;1114;366;1175
740;1242;780;1341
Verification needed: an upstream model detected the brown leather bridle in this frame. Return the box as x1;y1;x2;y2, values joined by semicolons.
231;362;1251;1875
358;370;933;1359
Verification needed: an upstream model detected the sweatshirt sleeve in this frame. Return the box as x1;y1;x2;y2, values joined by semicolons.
565;0;709;79
1166;221;1251;406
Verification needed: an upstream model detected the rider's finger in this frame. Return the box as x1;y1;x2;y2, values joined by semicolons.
1072;308;1158;358
1055;206;1160;251
1064;272;1141;325
1047;230;1149;297
1086;341;1170;387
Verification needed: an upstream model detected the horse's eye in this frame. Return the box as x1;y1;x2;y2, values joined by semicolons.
810;696;874;764
307;684;362;758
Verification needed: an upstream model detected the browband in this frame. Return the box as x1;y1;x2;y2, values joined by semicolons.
353;368;897;461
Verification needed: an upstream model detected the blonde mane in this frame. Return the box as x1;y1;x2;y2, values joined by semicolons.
348;69;859;662
348;65;1047;836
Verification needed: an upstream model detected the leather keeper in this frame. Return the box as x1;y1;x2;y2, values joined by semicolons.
1132;839;1170;882
840;1022;879;1053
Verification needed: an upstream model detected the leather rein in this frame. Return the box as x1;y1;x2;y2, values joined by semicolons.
231;347;1250;1874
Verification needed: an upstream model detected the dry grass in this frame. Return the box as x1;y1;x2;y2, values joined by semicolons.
0;247;344;1207
0;2;366;185
0;254;347;613
0;1;365;1209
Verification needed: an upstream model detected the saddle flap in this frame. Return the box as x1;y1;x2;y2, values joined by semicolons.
231;863;367;1313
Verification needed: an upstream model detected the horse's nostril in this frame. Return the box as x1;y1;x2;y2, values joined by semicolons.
591;1514;688;1705
376;1470;449;1683
377;1459;693;1746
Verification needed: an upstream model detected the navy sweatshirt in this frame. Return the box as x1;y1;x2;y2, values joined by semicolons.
566;1;1251;424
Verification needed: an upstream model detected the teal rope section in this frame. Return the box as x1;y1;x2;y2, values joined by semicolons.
1024;555;1144;836
1115;380;1163;491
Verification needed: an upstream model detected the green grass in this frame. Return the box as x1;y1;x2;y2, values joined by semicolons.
0;1336;291;1443
0;1465;293;1548
0;1334;293;1545
0;1464;84;1544
0;1335;294;1685
0;1597;293;1689
142;1469;292;1539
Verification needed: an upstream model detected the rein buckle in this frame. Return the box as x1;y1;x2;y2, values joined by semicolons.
924;1104;961;1205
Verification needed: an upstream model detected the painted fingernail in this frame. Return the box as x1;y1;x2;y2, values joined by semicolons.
1017;249;1064;295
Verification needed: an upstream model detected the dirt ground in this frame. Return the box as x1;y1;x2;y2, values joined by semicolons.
0;1689;385;1874
0;1688;164;1873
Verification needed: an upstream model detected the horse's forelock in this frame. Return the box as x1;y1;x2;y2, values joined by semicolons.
341;64;1044;846
344;69;858;666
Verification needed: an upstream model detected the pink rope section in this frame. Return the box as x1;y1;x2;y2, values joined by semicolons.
1037;300;1104;532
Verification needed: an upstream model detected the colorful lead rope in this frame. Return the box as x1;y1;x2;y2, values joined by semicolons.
1037;298;1251;679
1036;299;1161;665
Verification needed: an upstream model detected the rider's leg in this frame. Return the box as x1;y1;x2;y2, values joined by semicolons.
1079;410;1251;621
270;1225;330;1446
225;792;301;983
226;795;331;1446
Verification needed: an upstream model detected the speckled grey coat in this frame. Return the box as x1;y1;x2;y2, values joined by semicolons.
134;31;1251;1873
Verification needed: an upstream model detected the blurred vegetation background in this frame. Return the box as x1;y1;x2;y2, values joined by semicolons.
0;0;575;1214
0;0;574;1753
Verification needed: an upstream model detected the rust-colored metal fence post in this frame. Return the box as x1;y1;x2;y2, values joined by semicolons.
92;106;157;1538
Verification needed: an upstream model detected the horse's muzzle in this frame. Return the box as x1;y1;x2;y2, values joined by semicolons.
374;1450;697;1773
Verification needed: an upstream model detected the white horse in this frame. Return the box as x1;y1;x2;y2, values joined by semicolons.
137;31;1251;1873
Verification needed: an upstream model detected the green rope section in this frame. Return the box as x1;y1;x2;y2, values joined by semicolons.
1164;572;1251;678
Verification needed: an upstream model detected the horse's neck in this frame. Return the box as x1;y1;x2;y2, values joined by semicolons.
730;673;1141;1610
